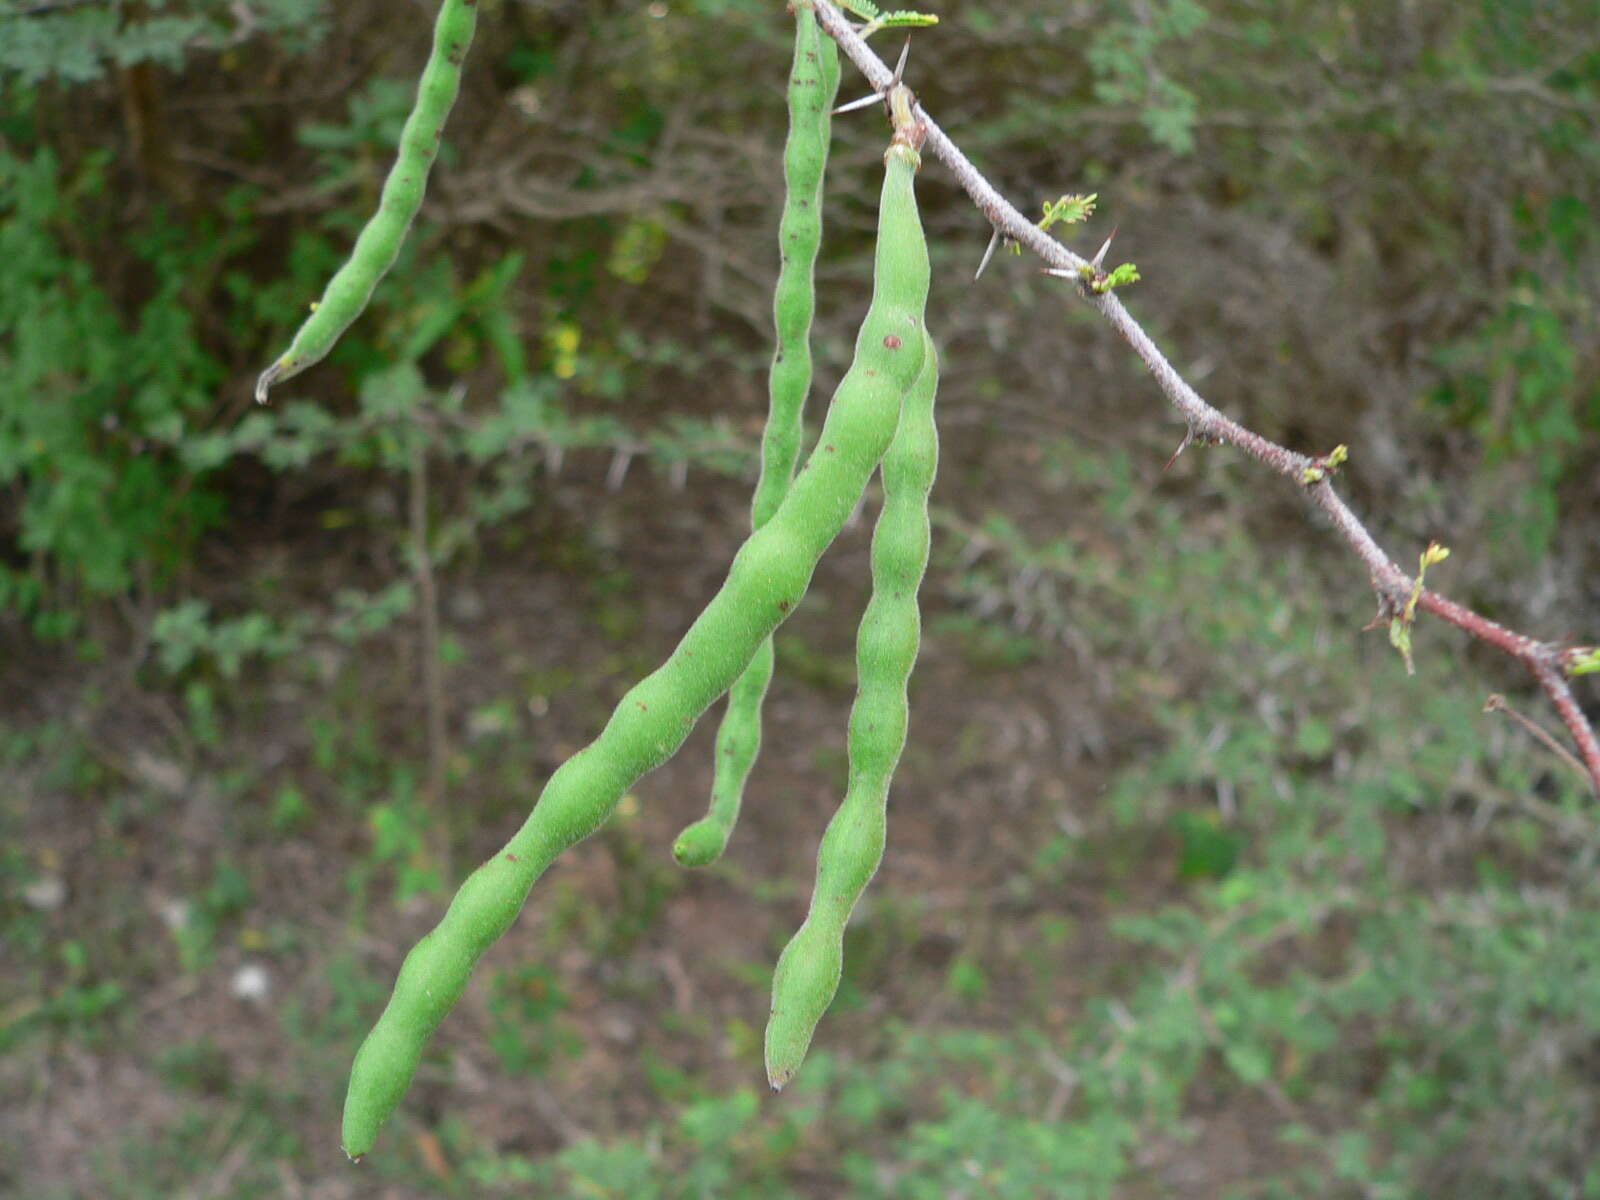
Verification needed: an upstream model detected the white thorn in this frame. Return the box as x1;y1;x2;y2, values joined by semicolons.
833;91;884;115
892;36;912;84
975;228;1001;281
1091;225;1118;270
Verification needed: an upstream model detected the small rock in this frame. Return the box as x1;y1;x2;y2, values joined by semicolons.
22;874;67;911
232;962;272;1003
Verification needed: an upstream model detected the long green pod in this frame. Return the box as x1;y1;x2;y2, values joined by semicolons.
255;0;478;403
341;143;930;1160
674;3;841;870
765;319;939;1092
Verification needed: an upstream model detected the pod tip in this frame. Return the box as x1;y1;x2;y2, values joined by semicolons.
254;361;284;405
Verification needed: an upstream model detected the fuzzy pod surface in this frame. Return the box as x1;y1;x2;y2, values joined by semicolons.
341;139;930;1160
675;3;841;869
765;312;940;1092
255;0;478;403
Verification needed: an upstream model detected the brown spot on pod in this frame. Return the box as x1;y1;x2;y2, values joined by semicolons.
884;335;903;349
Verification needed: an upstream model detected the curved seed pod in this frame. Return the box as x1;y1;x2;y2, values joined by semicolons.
672;636;775;867
255;0;479;403
675;3;841;870
341;142;929;1160
765;320;939;1092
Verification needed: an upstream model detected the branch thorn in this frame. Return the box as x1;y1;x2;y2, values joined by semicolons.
1090;224;1119;271
892;34;912;85
975;228;1004;281
1484;693;1593;783
1163;427;1195;472
833;36;912;117
833;91;884;115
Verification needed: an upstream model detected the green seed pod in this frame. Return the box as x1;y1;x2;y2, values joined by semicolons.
765;323;940;1092
341;140;930;1160
675;3;841;870
255;0;478;403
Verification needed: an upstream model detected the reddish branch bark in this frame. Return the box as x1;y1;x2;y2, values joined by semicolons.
809;0;1600;794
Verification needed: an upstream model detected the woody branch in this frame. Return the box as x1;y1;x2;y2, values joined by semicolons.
809;0;1600;795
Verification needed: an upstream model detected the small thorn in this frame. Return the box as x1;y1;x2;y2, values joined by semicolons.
1091;224;1119;270
1040;266;1077;279
1163;428;1195;472
833;91;884;115
1483;690;1594;781
892;36;912;85
975;229;1001;281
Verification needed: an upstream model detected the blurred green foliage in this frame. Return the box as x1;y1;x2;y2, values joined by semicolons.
1430;215;1597;554
168;862;254;972
0;145;235;628
0;0;328;84
487;962;582;1077
1088;0;1210;152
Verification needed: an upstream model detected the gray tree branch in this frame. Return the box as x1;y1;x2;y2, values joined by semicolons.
809;0;1600;794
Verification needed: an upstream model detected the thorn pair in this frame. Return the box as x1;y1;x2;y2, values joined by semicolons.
832;37;913;116
1039;226;1118;280
985;226;1119;286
